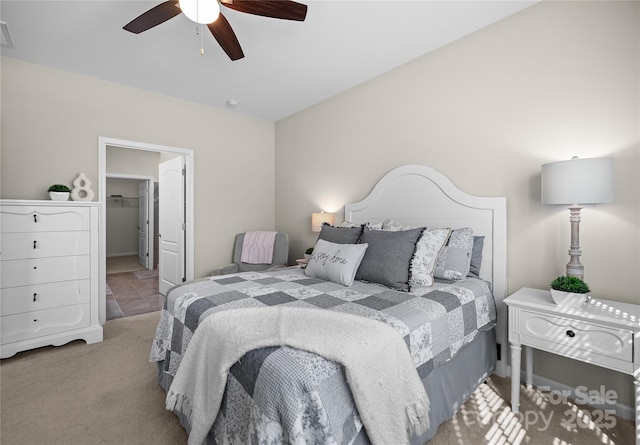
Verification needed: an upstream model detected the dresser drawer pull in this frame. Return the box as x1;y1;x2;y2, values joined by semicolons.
33;293;38;302
566;330;576;338
33;240;37;249
33;214;38;223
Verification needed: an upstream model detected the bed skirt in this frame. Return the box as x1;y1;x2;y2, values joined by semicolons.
156;327;497;445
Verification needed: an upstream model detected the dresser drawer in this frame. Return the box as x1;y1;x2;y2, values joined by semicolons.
1;231;90;260
1;303;91;345
1;256;91;288
1;280;91;316
1;206;90;233
519;310;633;363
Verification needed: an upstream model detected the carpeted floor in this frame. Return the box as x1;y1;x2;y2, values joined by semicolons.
0;311;634;445
0;311;186;445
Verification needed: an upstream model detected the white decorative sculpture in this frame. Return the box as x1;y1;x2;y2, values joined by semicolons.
71;172;95;201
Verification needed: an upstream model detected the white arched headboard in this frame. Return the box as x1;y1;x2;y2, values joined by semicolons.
345;164;508;376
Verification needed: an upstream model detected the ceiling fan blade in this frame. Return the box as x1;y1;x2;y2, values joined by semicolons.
207;14;245;61
222;0;307;21
123;1;181;34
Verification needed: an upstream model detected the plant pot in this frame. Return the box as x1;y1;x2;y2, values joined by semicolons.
304;254;311;261
550;289;588;308
49;191;70;201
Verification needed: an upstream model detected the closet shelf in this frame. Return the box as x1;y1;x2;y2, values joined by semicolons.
107;196;139;208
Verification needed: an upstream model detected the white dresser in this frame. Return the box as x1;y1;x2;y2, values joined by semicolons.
0;200;103;358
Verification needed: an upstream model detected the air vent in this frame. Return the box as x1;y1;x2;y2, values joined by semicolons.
1;21;15;49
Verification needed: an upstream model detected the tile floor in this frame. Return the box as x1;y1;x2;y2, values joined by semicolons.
106;265;163;320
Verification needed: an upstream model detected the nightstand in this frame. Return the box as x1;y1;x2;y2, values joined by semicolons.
505;287;639;444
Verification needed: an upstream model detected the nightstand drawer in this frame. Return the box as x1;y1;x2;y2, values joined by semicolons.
519;310;633;363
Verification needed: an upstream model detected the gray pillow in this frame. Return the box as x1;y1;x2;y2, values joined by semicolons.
355;225;424;291
468;236;485;277
434;227;474;280
317;222;363;244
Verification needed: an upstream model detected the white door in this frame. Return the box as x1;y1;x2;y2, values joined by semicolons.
158;156;185;295
138;181;149;268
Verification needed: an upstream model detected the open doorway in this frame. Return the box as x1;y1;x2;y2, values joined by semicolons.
98;137;194;324
105;175;155;275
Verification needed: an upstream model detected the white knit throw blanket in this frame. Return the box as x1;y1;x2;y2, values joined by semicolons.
166;307;430;445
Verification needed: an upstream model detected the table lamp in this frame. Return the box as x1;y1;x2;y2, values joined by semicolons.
311;212;334;232
541;156;614;279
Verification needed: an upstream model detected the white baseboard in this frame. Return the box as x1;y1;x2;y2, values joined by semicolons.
106;252;138;258
503;365;634;421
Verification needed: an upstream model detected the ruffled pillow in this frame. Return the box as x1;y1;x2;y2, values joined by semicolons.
409;228;451;287
433;227;474;280
377;220;450;288
355;225;424;291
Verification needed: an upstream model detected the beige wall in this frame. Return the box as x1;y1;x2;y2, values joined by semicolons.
275;1;639;408
106;178;142;256
107;146;161;180
1;57;276;277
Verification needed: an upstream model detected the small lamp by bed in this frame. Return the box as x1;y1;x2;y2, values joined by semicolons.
541;156;614;280
311;212;334;232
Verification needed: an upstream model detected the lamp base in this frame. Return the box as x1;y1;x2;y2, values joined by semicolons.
566;207;584;281
566;263;584;280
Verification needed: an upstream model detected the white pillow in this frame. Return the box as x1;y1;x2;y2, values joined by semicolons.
305;239;368;286
410;228;451;287
365;221;384;230
381;219;416;231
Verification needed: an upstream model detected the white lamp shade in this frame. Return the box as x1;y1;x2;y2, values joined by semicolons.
541;157;614;205
179;0;220;24
311;212;334;232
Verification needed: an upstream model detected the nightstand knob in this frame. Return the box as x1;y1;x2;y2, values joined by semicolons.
566;330;576;338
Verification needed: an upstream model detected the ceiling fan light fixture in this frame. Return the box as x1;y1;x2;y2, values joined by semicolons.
179;0;220;24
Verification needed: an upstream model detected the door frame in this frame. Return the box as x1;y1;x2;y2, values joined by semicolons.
98;136;195;324
105;174;154;270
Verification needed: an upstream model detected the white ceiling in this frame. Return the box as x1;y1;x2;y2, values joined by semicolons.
1;0;537;121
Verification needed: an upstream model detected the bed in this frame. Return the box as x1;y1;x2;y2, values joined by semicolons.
151;164;507;445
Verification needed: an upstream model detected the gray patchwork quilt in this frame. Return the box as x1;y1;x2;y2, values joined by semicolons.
150;267;496;445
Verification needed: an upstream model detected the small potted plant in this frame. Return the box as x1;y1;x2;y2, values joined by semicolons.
48;184;71;201
550;275;590;307
304;247;314;261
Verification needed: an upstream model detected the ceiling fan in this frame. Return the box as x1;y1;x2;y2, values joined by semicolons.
123;0;307;61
